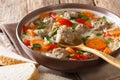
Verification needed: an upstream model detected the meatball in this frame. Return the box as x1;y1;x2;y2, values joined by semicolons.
55;25;75;44
34;29;48;36
63;11;79;19
75;23;88;34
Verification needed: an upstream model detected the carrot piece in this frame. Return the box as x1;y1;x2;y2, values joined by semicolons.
39;12;49;19
103;46;111;54
27;29;35;37
108;28;120;37
85;37;107;50
82;10;94;19
65;47;75;54
30;38;50;51
84;21;93;28
56;17;72;26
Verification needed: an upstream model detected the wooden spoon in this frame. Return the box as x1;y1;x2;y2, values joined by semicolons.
59;43;120;69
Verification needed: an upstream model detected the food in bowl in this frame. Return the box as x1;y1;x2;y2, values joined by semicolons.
21;10;120;60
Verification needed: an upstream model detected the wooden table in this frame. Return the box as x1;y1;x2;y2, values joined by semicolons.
0;0;120;24
1;0;120;80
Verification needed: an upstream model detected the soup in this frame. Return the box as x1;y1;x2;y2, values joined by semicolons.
21;10;120;60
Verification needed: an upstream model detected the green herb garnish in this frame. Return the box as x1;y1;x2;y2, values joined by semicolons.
41;35;51;41
70;17;77;20
77;50;85;54
23;32;26;35
102;16;106;21
66;54;75;58
71;24;76;31
80;13;89;20
82;36;90;43
31;43;41;50
96;33;102;36
106;38;112;44
51;27;59;36
37;26;46;29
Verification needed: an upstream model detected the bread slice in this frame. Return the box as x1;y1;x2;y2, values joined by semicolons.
0;46;38;66
0;63;39;80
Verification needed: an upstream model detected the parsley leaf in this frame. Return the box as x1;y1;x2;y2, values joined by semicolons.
82;36;90;43
51;27;59;36
70;17;77;20
77;50;85;54
80;13;89;20
41;35;51;41
37;26;46;29
96;33;102;36
106;38;112;44
32;43;41;50
102;16;106;21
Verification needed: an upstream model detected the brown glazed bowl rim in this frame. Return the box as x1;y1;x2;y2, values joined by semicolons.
16;3;120;65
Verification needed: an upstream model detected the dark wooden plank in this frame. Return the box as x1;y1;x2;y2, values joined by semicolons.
0;0;27;24
27;0;59;13
60;0;94;5
94;0;120;16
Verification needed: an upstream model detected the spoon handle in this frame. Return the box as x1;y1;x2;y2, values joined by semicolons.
77;44;120;69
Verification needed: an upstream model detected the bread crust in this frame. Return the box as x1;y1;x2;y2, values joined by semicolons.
0;56;26;65
28;66;40;80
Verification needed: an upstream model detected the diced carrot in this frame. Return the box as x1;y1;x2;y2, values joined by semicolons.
30;38;50;51
56;17;72;26
30;38;44;46
108;28;120;37
41;44;50;51
39;12;49;19
82;10;94;19
85;37;107;50
65;47;76;54
27;29;35;37
103;46;111;54
84;21;93;28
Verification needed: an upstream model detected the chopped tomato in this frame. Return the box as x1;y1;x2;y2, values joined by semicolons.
49;44;58;50
24;39;30;46
103;31;111;37
23;26;29;32
49;12;56;19
76;18;86;23
71;54;88;60
76;18;93;28
56;17;72;26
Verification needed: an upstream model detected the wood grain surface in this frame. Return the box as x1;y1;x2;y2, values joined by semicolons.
0;0;120;24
